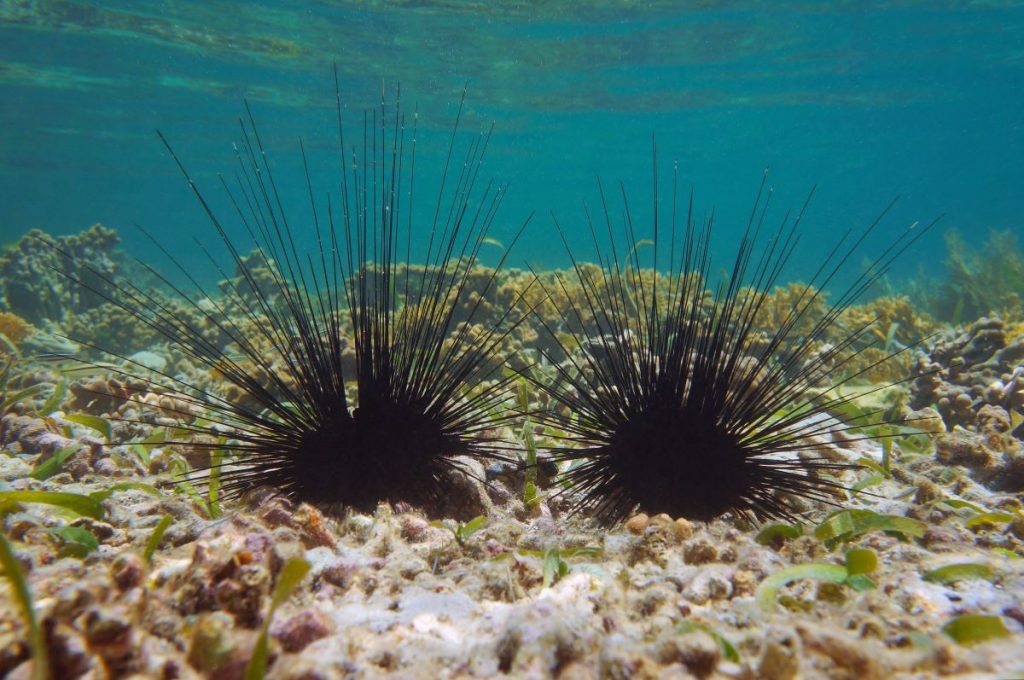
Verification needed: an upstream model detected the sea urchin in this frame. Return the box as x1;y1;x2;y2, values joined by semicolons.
529;141;937;525
52;76;531;516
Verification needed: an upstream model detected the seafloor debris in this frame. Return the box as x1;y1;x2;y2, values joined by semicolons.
911;317;1024;491
1;348;1022;677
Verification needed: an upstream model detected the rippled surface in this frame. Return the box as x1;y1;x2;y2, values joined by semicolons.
1;1;1021;274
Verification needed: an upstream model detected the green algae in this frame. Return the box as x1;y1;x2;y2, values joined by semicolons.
0;532;49;680
942;614;1012;646
815;509;926;549
0;490;105;520
758;548;880;611
754;523;803;548
245;557;312;680
29;444;80;481
63;413;112;442
144;515;174;565
675;620;740;663
922;563;996;584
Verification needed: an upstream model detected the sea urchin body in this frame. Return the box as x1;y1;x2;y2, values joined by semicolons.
531;143;937;525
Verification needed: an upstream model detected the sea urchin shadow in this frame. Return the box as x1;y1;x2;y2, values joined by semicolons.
529;140;939;525
49;74;532;517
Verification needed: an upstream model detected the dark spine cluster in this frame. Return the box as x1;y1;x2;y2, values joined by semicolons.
50;84;937;527
52;73;530;515
528;142;938;524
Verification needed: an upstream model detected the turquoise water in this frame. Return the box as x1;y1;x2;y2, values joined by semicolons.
1;1;1021;279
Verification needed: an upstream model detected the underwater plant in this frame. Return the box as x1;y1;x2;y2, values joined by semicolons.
529;142;938;524
931;229;1024;323
895;228;1024;325
48;73;531;515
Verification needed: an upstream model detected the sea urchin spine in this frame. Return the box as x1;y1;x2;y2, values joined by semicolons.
529;140;938;524
51;74;532;515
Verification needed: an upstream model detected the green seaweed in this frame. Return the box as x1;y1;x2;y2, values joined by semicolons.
89;482;162;502
140;427;168;447
431;515;488;547
758;548;879;611
168;453;212;517
0;490;105;520
754;523;803;548
126;427;168;468
515;377;530;413
936;498;986;513
50;525;99;558
245;557;311;680
39;379;66;416
675;620;740;663
922;563;996;584
521;419;540;510
29;445;79;481
882;321;901;354
63;413;112;442
0;532;49;680
144;515;174;564
845;547;878;575
843;548;879;591
931;499;1022;534
942;614;1011;646
856;456;892;479
542;547;569;587
814;509;925;549
2;383;48;411
208;444;225;520
497;545;602;587
964;511;1016;529
850;473;885;497
756;563;849;611
455;515;486;545
0;332;20;360
523;481;540;509
879;437;893;474
920;229;1024;322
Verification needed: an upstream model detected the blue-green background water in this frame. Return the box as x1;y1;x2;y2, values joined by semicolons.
1;1;1021;281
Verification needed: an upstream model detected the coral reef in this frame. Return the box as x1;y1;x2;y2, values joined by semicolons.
60;304;166;357
0;312;32;346
838;295;936;351
751;282;833;341
911;317;1024;490
0;224;122;325
0;255;1022;677
831;295;937;383
67;375;150;417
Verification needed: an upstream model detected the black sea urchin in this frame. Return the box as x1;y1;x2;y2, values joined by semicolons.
529;142;937;525
52;76;531;515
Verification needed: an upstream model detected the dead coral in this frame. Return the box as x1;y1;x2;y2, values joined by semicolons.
910;316;1024;490
61;303;165;357
68;376;147;416
839;295;935;350
0;311;32;345
911;317;1024;432
0;224;122;325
